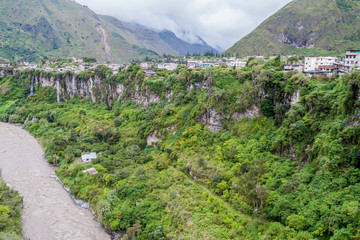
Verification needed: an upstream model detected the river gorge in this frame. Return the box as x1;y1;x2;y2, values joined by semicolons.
0;122;110;240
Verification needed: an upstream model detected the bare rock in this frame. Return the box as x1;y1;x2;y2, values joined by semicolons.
232;105;261;120
199;108;222;133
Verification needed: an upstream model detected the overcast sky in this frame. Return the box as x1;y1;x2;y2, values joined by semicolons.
74;0;292;50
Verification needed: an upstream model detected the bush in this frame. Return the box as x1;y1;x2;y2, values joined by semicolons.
260;98;275;117
287;215;308;231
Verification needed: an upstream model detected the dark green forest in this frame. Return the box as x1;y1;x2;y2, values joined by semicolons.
0;58;360;239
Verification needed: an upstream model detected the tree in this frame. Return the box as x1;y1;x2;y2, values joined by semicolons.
260;98;275;117
82;57;97;63
287;215;308;231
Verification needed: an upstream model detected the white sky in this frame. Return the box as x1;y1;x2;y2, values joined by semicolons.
74;0;292;50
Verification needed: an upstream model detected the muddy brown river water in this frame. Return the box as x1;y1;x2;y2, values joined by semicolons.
0;122;110;240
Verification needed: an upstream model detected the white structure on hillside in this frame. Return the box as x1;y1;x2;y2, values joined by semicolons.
157;63;178;71
304;57;338;72
0;62;11;67
187;59;198;69
284;64;304;72
82;168;98;176
140;62;153;70
235;61;246;69
344;50;360;73
81;152;97;163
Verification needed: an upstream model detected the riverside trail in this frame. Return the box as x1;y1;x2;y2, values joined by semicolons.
0;122;110;240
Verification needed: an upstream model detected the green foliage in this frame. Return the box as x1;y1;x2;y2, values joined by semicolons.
0;179;22;239
260;98;275;117
336;0;353;8
82;57;97;63
2;65;360;239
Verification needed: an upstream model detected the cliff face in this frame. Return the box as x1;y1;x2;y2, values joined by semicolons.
17;70;173;108
5;68;301;132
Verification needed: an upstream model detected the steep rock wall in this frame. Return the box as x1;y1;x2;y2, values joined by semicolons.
2;69;303;134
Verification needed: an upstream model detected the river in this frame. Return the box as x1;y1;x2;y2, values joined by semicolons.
0;122;111;240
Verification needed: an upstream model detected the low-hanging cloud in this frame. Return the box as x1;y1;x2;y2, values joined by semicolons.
74;0;292;50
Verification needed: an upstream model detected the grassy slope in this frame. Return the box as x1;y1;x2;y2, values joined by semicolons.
0;0;216;62
0;0;157;62
225;0;360;57
100;15;178;56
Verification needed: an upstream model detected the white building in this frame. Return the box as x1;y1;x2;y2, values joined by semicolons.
304;57;338;72
344;50;360;73
284;64;304;72
235;61;246;69
82;167;98;176
81;152;97;163
157;63;178;71
0;62;11;67
187;59;198;69
140;62;153;70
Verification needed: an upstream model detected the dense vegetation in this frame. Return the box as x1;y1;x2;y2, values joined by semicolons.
225;0;360;57
0;177;22;240
1;58;360;239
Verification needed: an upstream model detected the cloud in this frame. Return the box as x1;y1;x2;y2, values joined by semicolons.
74;0;292;50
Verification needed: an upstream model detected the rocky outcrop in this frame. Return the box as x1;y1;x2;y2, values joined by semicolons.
199;108;222;133
187;82;210;91
290;90;301;105
278;32;316;49
24;70;167;107
146;131;163;146
165;90;173;102
283;89;301;107
130;85;162;106
232;105;261;120
146;125;177;146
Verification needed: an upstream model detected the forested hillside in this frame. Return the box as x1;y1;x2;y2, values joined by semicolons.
0;59;360;239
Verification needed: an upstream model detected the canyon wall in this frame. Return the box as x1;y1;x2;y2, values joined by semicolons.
2;69;301;133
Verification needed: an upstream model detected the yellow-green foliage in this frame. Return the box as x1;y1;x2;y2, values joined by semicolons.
0;179;22;239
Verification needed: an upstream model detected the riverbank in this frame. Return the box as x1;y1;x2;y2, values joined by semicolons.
0;122;110;240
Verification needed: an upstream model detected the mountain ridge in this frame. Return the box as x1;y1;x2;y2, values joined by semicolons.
0;0;217;62
224;0;360;57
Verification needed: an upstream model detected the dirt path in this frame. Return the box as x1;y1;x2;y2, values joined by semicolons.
0;123;111;240
96;24;113;62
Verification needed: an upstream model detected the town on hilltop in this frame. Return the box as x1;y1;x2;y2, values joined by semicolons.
1;50;360;77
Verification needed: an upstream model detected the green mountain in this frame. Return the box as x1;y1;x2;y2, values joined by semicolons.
0;0;148;62
0;0;217;62
225;0;360;57
98;15;179;57
99;16;218;57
